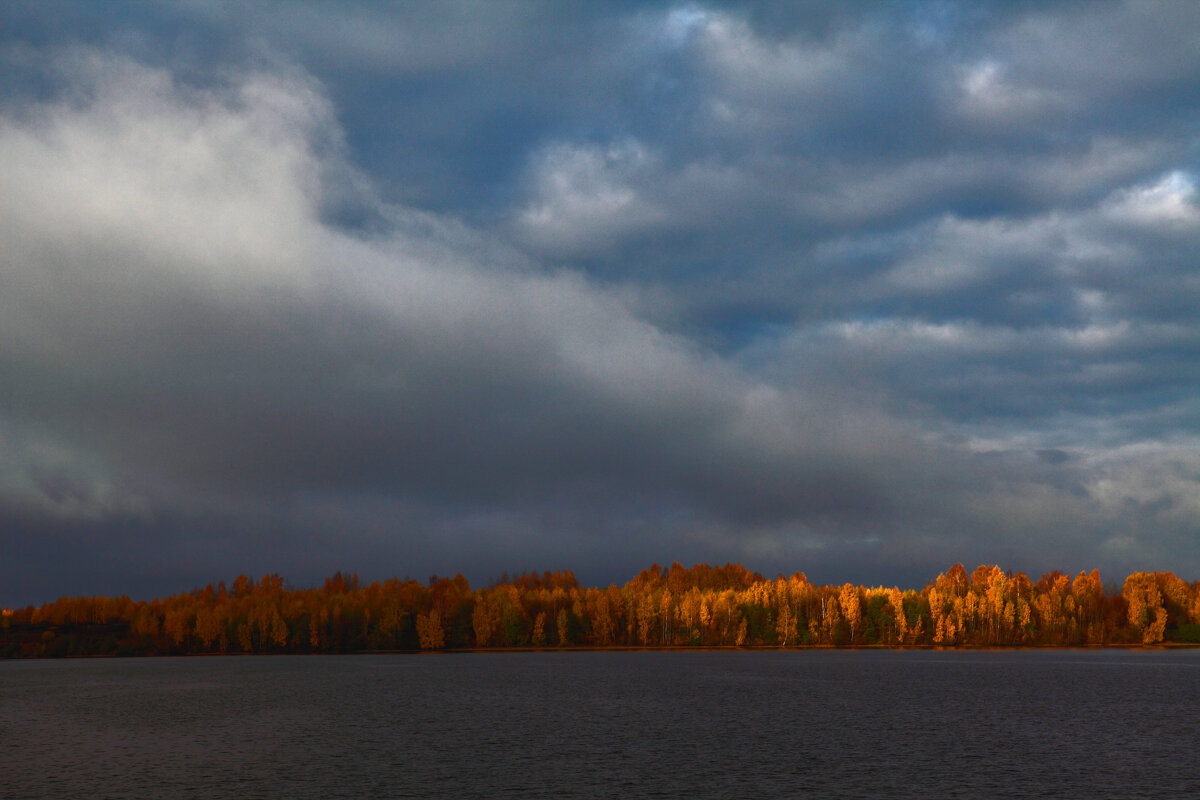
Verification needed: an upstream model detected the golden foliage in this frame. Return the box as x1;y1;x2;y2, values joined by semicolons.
416;610;445;650
6;562;1200;657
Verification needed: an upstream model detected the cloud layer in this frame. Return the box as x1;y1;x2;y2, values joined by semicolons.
3;2;1199;603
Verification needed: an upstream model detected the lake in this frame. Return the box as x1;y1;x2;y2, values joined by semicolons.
4;649;1199;798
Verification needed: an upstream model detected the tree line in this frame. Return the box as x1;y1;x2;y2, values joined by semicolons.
3;562;1199;658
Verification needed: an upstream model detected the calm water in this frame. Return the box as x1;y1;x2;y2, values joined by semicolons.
3;649;1199;798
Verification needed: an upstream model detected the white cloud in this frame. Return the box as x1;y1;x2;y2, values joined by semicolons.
696;13;847;98
0;53;328;308
1101;171;1199;229
879;213;1060;294
514;140;669;259
660;5;710;49
956;59;1065;122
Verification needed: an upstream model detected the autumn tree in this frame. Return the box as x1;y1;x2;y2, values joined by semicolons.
194;605;223;650
163;601;193;649
531;612;547;646
840;584;861;644
416;609;445;650
556;608;571;646
11;561;1200;657
1123;572;1168;644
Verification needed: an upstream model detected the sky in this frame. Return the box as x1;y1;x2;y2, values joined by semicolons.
2;1;1199;605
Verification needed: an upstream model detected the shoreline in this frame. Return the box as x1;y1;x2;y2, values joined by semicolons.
5;642;1199;660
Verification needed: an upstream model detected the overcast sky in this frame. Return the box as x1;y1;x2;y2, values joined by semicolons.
3;1;1199;605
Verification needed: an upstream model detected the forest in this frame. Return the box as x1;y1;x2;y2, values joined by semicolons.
3;563;1199;658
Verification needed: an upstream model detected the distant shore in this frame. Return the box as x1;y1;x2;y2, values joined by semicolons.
5;563;1199;658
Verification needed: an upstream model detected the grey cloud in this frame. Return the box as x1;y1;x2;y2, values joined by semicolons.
495;3;1198;338
0;55;936;596
979;2;1200;105
2;3;1200;604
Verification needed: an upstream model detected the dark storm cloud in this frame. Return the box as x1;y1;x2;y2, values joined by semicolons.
2;2;1199;604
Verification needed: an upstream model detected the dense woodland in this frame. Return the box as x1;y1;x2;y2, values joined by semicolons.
3;563;1200;658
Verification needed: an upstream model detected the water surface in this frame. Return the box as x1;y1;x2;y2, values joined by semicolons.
4;649;1199;798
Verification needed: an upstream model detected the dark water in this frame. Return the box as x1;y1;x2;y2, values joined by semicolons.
4;649;1200;799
